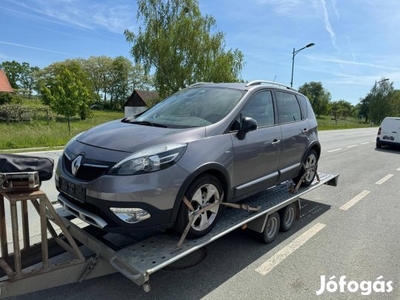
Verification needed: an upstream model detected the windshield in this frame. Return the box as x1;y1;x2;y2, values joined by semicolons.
130;87;244;128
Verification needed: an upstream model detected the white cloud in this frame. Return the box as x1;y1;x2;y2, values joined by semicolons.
4;0;134;34
311;55;400;71
318;0;339;52
0;41;75;55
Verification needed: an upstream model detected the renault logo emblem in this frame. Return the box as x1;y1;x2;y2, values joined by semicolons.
71;156;83;176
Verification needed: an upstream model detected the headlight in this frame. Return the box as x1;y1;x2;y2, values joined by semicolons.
109;143;187;175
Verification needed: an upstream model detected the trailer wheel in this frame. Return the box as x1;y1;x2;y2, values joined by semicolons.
261;212;280;244
293;149;318;187
174;175;223;239
280;203;297;232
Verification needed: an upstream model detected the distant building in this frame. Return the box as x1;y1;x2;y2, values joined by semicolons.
0;70;13;93
124;89;159;117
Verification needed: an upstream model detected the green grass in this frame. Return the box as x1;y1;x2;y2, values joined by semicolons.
0;110;124;151
316;116;372;130
0;111;373;151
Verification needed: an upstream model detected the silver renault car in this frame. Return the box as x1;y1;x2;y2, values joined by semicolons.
55;80;320;238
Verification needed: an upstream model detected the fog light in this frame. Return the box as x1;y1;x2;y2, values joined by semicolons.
110;207;151;224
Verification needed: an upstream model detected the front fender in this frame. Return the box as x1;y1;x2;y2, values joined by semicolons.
169;163;232;224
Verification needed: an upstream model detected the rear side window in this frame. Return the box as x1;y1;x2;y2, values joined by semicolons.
296;94;309;119
275;91;302;124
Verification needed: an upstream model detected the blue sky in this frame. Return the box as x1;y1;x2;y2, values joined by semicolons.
1;0;399;105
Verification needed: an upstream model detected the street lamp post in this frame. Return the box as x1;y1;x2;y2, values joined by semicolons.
290;43;315;87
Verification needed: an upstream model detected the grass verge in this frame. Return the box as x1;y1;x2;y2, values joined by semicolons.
0;110;124;151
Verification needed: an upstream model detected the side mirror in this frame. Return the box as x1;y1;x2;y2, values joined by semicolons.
237;117;257;140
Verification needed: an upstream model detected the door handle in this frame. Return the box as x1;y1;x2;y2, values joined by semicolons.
272;139;280;145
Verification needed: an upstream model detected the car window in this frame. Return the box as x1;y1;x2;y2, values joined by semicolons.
241;90;275;127
296;94;309;120
275;91;302;124
134;87;244;128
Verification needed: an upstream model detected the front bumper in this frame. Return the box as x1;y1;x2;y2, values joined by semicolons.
55;156;190;233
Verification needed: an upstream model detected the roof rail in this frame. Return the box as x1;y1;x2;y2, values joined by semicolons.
246;80;295;90
188;82;213;88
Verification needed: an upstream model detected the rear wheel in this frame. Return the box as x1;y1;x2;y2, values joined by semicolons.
174;175;223;239
279;203;297;232
261;212;280;244
293;149;318;187
376;141;382;149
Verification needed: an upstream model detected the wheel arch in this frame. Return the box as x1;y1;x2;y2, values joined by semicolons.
170;163;232;224
304;141;321;162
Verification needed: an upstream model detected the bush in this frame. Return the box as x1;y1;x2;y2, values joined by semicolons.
0;104;54;123
0;93;12;105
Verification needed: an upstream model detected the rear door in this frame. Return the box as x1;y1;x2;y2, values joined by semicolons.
393;119;400;143
274;91;310;182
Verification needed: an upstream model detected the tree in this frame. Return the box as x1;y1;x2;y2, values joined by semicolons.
19;63;40;98
0;61;40;97
330;100;353;123
82;56;113;104
109;56;134;109
368;79;394;124
39;61;97;133
358;94;371;122
298;82;331;117
124;0;244;98
81;56;152;109
391;90;400;116
0;60;21;89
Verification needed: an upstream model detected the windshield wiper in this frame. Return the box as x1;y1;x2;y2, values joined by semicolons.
131;120;168;128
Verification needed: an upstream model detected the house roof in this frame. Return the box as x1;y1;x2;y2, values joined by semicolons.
135;90;159;105
125;89;159;107
0;70;13;93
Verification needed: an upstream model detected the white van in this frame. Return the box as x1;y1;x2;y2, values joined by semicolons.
376;117;400;148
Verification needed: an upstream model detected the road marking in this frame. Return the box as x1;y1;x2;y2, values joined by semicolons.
327;148;342;153
361;142;370;145
255;223;326;276
340;190;370;211
375;174;393;185
396;167;400;171
347;145;357;148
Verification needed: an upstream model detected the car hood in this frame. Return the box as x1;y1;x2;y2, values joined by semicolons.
75;119;206;153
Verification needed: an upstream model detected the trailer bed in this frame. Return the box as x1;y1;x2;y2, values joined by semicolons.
70;172;338;287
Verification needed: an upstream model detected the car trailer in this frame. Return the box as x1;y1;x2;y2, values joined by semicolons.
0;172;338;298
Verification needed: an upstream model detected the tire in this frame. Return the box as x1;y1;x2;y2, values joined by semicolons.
261;212;280;244
293;149;318;187
279;203;297;232
174;175;224;239
376;141;382;149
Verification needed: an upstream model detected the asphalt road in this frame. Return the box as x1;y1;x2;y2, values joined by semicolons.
4;127;400;300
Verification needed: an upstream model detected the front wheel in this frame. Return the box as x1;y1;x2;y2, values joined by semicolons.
293;149;318;187
174;175;224;239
